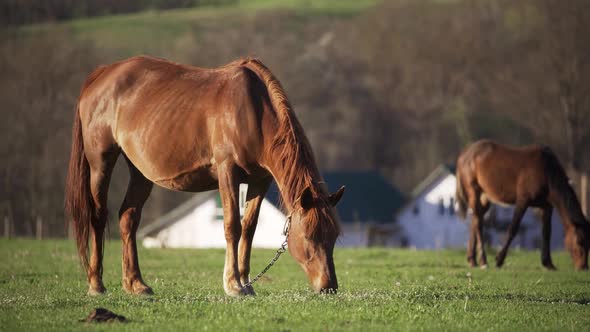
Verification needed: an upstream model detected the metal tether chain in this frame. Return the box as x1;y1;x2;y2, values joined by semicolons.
243;214;292;288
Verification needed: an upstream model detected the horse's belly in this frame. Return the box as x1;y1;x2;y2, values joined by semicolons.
479;181;516;206
481;193;513;207
152;165;219;192
118;127;218;192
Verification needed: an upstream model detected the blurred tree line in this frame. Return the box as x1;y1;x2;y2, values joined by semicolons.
1;0;589;238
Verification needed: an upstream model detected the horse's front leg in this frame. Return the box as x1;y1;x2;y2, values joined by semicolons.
218;161;247;296
496;201;528;268
238;177;272;295
467;216;478;268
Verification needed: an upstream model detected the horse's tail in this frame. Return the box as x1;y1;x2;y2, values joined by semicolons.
455;165;468;220
65;66;106;274
65;102;92;274
542;147;587;226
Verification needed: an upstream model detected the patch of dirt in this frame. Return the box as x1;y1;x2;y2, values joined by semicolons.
81;308;127;323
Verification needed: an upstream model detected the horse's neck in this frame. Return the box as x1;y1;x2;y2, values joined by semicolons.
259;102;324;211
271;160;321;210
552;186;586;226
263;142;322;211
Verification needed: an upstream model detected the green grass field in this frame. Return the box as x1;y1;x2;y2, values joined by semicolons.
1;239;589;331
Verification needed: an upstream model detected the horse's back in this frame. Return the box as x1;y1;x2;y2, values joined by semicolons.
78;56;270;190
459;139;548;204
460;139;544;167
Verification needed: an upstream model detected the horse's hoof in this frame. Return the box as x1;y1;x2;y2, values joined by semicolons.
87;285;106;296
125;285;153;295
224;284;250;297
123;280;154;295
225;289;245;297
133;286;154;295
495;255;505;268
243;285;256;296
480;264;488;270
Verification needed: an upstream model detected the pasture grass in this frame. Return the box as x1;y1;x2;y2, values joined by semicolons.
1;239;589;331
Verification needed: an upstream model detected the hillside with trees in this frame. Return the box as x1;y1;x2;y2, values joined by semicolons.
1;0;588;238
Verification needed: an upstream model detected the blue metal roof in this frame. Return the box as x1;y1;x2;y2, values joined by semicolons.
265;170;405;223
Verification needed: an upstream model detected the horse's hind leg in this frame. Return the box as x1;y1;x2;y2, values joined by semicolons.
541;206;556;270
119;157;153;295
238;177;272;295
467;188;486;267
476;198;490;268
496;201;528;268
86;147;120;295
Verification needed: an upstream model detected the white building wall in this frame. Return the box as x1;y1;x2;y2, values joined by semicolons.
339;223;369;247
143;198;287;249
252;200;288;248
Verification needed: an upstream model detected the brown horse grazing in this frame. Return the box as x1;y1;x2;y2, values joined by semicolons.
456;139;590;270
65;56;345;296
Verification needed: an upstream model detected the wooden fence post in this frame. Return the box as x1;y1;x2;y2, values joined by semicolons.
3;216;9;238
36;216;42;240
68;220;73;239
582;172;588;218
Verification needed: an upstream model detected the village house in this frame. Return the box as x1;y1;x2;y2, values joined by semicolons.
139;171;405;248
265;171;406;247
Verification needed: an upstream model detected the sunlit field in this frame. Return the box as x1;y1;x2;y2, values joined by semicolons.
1;239;589;331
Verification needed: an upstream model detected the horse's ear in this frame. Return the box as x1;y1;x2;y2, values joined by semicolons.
329;185;345;206
299;186;314;210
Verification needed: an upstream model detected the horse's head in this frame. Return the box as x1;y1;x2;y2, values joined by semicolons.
288;185;345;293
565;222;590;270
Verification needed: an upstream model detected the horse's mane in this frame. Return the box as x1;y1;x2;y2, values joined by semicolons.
239;58;341;238
542;147;588;227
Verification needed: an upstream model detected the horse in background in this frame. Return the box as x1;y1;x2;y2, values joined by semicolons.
65;55;345;296
455;139;589;270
